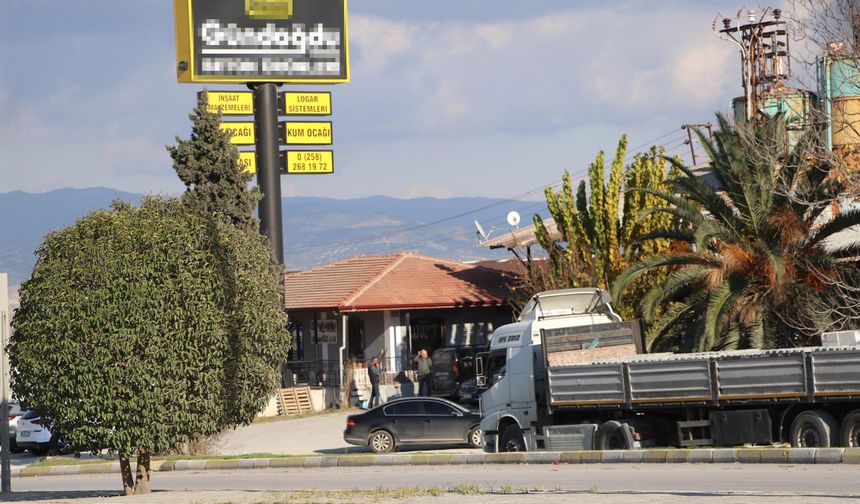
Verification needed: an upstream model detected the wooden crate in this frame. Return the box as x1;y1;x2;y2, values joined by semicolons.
277;386;313;416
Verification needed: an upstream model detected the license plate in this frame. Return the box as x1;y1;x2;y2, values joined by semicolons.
20;431;30;438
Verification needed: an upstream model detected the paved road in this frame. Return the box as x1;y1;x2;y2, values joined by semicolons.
218;410;477;455
7;464;860;501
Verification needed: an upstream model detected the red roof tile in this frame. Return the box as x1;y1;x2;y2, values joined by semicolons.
284;253;512;311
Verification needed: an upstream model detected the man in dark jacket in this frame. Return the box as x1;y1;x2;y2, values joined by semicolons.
368;357;381;408
414;349;432;396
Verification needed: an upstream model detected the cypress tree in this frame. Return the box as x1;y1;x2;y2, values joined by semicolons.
167;91;261;231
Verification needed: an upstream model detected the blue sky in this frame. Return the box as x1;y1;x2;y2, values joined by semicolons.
0;1;785;200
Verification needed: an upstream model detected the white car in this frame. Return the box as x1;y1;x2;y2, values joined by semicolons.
6;402;24;454
14;411;73;455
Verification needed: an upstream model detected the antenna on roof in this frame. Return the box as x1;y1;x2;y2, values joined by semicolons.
507;211;521;228
474;220;493;245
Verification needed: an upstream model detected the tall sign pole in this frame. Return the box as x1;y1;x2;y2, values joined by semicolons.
253;83;285;264
174;0;349;265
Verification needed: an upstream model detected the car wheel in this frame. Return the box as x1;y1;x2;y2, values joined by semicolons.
468;426;483;448
369;430;395;454
499;424;525;452
28;446;49;456
53;433;74;455
10;438;24;454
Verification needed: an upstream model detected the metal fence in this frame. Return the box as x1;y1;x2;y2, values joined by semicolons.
282;360;341;388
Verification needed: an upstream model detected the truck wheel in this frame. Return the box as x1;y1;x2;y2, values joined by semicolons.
790;410;839;448
500;424;525;452
840;410;860;447
595;420;633;450
369;430;395;453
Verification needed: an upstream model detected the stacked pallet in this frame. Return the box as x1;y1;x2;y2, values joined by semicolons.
277;386;313;416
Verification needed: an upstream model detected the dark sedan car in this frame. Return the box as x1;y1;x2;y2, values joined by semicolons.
343;397;482;453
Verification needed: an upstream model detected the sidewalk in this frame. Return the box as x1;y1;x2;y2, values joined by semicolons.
4;489;857;504
11;446;860;479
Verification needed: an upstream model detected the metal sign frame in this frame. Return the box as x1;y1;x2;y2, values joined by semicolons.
174;0;350;84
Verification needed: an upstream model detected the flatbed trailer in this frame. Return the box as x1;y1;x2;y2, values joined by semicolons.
478;288;860;452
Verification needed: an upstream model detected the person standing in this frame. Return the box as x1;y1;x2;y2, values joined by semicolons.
368;356;382;408
414;349;432;397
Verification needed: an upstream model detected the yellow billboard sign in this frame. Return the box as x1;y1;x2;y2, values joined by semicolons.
174;0;350;84
219;122;255;145
203;91;254;115
279;121;332;145
279;92;331;115
238;151;256;174
283;151;334;174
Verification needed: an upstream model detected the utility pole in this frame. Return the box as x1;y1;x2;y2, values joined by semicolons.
714;8;790;123
1;272;11;494
252;83;285;265
682;123;714;165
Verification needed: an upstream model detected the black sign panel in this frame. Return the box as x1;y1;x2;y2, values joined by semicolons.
175;0;349;83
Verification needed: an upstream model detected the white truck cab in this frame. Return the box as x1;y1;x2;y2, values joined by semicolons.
478;288;621;452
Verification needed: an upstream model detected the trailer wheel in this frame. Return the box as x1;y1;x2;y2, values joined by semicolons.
500;424;526;452
840;410;860;447
790;410;839;448
595;420;634;450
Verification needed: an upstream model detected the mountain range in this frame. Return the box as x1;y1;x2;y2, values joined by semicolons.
0;188;544;288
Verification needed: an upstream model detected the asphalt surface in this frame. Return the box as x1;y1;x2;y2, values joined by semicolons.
6;464;860;503
217;409;478;455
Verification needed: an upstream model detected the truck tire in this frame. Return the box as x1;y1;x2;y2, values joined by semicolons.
840;410;860;447
595;420;634;450
499;424;526;452
790;410;839;448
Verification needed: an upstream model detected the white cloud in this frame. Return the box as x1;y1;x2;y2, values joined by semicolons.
349;15;417;73
672;44;733;103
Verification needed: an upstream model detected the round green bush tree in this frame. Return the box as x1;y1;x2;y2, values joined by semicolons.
9;198;290;494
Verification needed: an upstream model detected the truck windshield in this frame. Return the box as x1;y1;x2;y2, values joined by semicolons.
485;350;507;387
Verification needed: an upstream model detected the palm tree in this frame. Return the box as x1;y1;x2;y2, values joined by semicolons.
613;114;860;352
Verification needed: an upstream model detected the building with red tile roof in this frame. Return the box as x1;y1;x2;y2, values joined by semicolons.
282;253;515;405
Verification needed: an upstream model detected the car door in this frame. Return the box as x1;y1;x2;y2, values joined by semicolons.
422;400;467;443
384;401;424;442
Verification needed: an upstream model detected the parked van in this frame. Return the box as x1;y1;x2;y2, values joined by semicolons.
431;346;477;400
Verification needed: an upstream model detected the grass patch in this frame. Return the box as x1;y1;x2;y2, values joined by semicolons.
270;487;454;502
25;457;116;468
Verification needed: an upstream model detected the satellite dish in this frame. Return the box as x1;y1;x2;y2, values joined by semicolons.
474;220;489;241
507;211;521;227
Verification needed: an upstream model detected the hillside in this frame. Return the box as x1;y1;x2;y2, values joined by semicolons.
1;188;541;286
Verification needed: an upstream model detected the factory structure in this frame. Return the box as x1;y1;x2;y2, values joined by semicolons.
716;7;860;178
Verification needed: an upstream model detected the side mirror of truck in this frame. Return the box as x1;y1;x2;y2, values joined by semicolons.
475;353;487;389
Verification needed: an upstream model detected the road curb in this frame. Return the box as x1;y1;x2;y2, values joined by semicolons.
13;447;860;478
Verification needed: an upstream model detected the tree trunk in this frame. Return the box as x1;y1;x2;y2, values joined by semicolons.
134;449;152;495
119;452;135;496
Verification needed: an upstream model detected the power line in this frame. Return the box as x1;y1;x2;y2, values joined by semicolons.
284;129;691;258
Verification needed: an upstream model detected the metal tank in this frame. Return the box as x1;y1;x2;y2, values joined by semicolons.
731;87;818;151
819;56;860;151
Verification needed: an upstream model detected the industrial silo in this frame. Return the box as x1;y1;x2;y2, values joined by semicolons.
819;55;860;152
731;86;818;150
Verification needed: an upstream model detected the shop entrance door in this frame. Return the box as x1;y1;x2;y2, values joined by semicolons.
409;318;445;356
